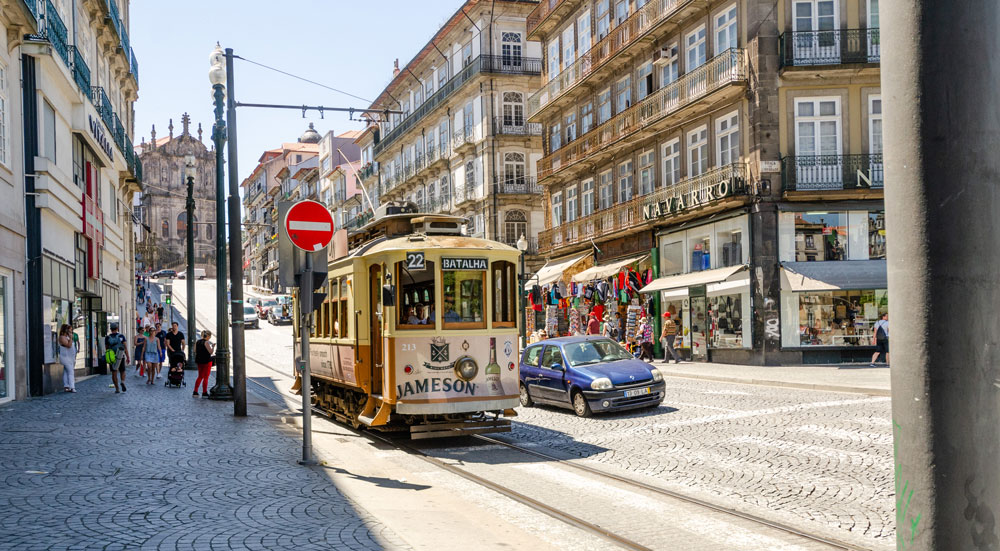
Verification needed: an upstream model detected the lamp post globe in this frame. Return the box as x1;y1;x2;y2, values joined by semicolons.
516;234;527;252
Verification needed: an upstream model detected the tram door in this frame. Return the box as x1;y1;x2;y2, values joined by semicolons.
369;265;384;395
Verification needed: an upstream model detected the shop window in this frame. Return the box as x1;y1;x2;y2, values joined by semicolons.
786;289;888;347
397;260;435;328
794;212;847;261
709;294;743;348
689;235;711;272
717;229;743;267
443;267;485;329
492;261;516;327
869;211;886;259
660;241;684;276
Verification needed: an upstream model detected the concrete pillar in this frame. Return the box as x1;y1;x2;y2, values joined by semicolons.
883;1;1000;549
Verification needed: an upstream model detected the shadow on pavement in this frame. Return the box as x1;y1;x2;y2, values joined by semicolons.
318;464;432;491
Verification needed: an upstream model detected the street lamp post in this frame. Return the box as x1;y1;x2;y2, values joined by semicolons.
209;45;233;400
516;234;528;351
184;155;197;371
225;47;247;417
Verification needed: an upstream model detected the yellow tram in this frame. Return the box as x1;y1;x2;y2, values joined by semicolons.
292;203;521;438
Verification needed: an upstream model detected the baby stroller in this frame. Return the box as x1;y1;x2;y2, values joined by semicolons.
165;351;187;388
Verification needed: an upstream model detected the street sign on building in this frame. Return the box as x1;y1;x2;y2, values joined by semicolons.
283;200;334;252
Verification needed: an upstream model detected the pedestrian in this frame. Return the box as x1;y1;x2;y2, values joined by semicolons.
586;312;601;335
661;312;681;363
637;317;655;361
871;312;889;367
165;321;186;369
154;323;168;379
134;328;147;379
194;330;215;397
57;324;77;393
142;325;161;385
105;322;130;393
156;303;164;323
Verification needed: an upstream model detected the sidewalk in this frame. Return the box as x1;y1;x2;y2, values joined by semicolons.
0;374;411;550
650;359;891;395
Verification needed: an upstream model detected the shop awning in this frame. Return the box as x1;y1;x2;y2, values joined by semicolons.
640;264;748;294
780;260;887;291
571;254;649;283
527;252;590;289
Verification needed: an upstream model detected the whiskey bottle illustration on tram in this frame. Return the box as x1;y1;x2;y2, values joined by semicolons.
291;202;521;438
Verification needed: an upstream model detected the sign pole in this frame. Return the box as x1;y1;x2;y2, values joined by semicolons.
298;250;316;466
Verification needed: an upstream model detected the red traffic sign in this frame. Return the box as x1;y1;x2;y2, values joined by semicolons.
283;200;334;252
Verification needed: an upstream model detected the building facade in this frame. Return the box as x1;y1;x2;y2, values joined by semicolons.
529;0;882;365
367;0;546;257
135;115;217;274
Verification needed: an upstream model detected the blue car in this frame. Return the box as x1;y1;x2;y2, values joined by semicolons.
518;336;666;417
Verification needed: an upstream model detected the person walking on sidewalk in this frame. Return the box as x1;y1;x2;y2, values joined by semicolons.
661;312;681;363
586;312;601;335
165;322;185;368
134;329;147;379
104;323;129;393
194;330;215;397
143;325;161;385
57;324;77;393
154;323;168;379
156;303;164;324
637;317;655;361
871;313;889;367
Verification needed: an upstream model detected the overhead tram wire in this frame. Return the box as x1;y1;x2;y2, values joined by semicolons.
231;54;372;104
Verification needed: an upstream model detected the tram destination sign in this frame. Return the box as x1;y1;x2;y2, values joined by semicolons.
442;257;488;271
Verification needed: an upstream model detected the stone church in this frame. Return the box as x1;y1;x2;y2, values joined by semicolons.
136;114;218;273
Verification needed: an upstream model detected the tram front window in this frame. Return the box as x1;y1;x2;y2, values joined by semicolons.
398;260;435;329
443;269;485;329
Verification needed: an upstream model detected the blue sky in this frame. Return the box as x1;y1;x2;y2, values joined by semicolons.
132;1;460;184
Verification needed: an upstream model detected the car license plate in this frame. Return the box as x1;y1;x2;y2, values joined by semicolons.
624;387;651;398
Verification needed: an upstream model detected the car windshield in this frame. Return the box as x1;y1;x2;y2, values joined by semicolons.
562;340;634;367
243;306;255;315
262;300;278;308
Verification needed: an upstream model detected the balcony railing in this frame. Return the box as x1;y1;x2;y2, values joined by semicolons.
22;0;40;23
539;163;748;253
539;49;746;181
781;154;884;191
358;162;376;180
70;46;90;94
527;0;570;37
497;177;542;195
374;54;542;157
42;0;69;67
780;29;881;67
528;0;692;119
501;236;539;255
130;47;139;80
492;117;543;136
452;127;475;150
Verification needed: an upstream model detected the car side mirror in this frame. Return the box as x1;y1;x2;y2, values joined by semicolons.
551;363;564;371
382;285;395;307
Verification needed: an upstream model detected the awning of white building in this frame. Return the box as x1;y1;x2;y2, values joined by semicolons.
640;264;748;294
571;254;649;283
527;252;591;289
780;260;887;291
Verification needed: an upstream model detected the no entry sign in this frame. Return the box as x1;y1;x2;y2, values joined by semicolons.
283;200;334;252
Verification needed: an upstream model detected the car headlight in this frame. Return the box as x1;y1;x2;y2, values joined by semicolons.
590;377;613;390
454;356;478;382
650;368;663;382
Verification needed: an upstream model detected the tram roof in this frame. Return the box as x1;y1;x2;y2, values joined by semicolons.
350;234;519;257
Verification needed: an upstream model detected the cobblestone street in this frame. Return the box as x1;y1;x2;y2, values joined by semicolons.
0;375;410;551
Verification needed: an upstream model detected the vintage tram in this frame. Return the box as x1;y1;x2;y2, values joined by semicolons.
291;203;521;438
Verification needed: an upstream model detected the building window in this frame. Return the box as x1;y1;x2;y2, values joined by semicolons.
504;210;527;245
580;102;593;134
502;92;524;126
597;0;610;39
617;160;633;203
637;61;654;100
686;26;707;72
615;0;629;26
43;100;56;162
598;88;612;124
793;212;848;261
714;5;738;53
716;111;740;166
638;150;655;195
502;32;523;65
662;139;681;187
582;179;594;217
566;186;578;222
599;170;613;210
161;218;169;237
551;191;563;226
549;123;561;152
562;25;576;66
615;75;631;114
659;43;679;87
503;152;525;185
565;112;577;143
547;38;560;81
463;102;475;137
462;42;473;67
795;97;841;160
687;126;709;177
439;120;449;154
177;212;198;239
869;96;882;155
578;10;592;53
0;62;8;166
438;62;449;87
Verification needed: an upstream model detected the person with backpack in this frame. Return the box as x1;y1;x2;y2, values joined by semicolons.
104;323;130;393
194;330;215;397
871;313;889;367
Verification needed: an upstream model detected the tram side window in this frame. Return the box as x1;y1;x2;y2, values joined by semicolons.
397;260;436;328
492;261;516;327
329;279;340;338
338;278;350;338
443;269;485;329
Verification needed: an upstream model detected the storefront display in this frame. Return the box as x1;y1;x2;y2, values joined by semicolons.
0;274;8;401
781;289;888;347
709;293;744;348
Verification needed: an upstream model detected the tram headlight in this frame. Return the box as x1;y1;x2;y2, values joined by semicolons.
454;356;478;382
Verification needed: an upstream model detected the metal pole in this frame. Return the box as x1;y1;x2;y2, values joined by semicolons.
884;1;1000;549
225;48;247;416
519;252;526;350
185;175;197;371
209;83;233;400
298;251;315;465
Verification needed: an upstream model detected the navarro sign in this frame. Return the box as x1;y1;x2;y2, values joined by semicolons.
642;175;747;221
88;115;114;161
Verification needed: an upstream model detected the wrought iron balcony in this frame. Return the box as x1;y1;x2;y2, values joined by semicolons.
130;47;139;81
358;162;376;180
37;0;69;68
497;177;542;195
539;163;748;254
492;117;543;137
22;0;40;23
527;0;571;38
780;29;881;67
452;127;476;152
528;0;698;119
539;49;746;181
113;113;125;151
70;46;90;95
479;54;542;75
781;154;884;191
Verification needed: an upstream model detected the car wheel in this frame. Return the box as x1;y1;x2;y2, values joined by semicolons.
518;383;534;407
571;390;592;418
